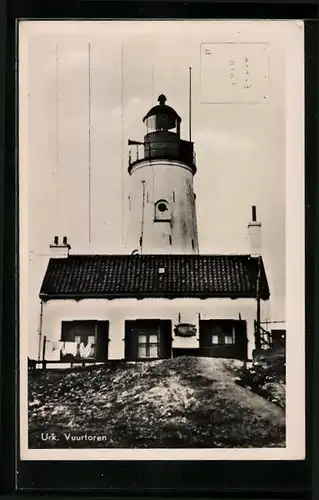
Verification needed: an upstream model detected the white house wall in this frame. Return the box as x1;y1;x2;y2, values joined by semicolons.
40;297;264;361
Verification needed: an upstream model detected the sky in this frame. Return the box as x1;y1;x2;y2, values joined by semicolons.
20;20;297;356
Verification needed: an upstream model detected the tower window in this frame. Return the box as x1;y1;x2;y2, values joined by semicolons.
158;202;168;213
154;200;171;222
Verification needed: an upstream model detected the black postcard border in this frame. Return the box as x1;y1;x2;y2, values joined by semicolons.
1;1;318;497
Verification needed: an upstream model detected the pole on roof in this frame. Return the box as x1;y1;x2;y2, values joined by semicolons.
42;335;47;369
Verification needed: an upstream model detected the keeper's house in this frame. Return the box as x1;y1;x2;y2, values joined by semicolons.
36;96;270;366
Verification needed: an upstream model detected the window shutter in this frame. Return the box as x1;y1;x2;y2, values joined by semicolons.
61;321;74;341
125;322;138;361
236;320;248;360
158;320;172;359
199;321;213;348
95;321;109;361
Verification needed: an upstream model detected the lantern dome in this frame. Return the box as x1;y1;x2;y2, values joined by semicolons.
143;95;181;133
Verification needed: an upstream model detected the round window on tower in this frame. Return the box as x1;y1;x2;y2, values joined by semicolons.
158;202;168;213
155;200;171;222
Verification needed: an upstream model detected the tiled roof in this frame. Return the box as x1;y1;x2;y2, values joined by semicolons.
39;254;270;301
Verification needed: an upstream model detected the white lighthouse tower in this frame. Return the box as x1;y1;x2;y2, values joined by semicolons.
126;94;199;254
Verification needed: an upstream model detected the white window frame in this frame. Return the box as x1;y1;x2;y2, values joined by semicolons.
137;332;160;359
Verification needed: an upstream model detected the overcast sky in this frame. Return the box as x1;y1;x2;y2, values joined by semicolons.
21;20;300;355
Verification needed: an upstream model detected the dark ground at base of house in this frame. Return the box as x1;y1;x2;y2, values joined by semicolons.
28;356;285;449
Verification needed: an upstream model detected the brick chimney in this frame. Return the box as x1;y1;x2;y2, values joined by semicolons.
247;206;261;257
49;236;71;258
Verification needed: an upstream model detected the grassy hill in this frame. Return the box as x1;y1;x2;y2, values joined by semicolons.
28;356;285;448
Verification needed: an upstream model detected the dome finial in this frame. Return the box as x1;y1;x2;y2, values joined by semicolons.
158;94;167;105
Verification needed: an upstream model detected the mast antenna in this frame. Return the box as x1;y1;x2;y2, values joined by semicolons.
189;66;192;142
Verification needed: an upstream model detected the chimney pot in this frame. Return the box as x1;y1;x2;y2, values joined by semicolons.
50;236;70;258
252;205;257;222
248;206;261;257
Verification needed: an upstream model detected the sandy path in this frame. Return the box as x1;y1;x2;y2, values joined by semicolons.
196;357;286;421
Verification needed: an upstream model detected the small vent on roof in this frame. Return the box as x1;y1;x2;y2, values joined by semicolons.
158;267;165;274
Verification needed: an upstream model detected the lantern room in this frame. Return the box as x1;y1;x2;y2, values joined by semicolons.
143;94;181;135
128;95;196;174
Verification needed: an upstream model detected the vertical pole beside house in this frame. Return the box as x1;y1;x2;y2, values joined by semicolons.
94;321;98;364
255;255;262;351
42;335;47;370
37;300;44;362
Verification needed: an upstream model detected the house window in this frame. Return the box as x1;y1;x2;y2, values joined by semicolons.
74;334;96;357
211;327;235;345
61;321;96;359
137;333;159;359
224;335;233;344
125;320;172;361
61;320;109;361
199;320;247;361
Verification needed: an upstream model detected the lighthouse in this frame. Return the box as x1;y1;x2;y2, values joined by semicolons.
126;94;199;254
38;93;271;367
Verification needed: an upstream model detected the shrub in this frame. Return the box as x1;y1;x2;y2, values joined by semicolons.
234;362;285;409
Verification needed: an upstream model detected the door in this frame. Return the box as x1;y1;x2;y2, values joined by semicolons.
125;320;172;361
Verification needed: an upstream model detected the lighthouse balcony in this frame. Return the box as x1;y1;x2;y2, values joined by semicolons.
128;140;197;174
